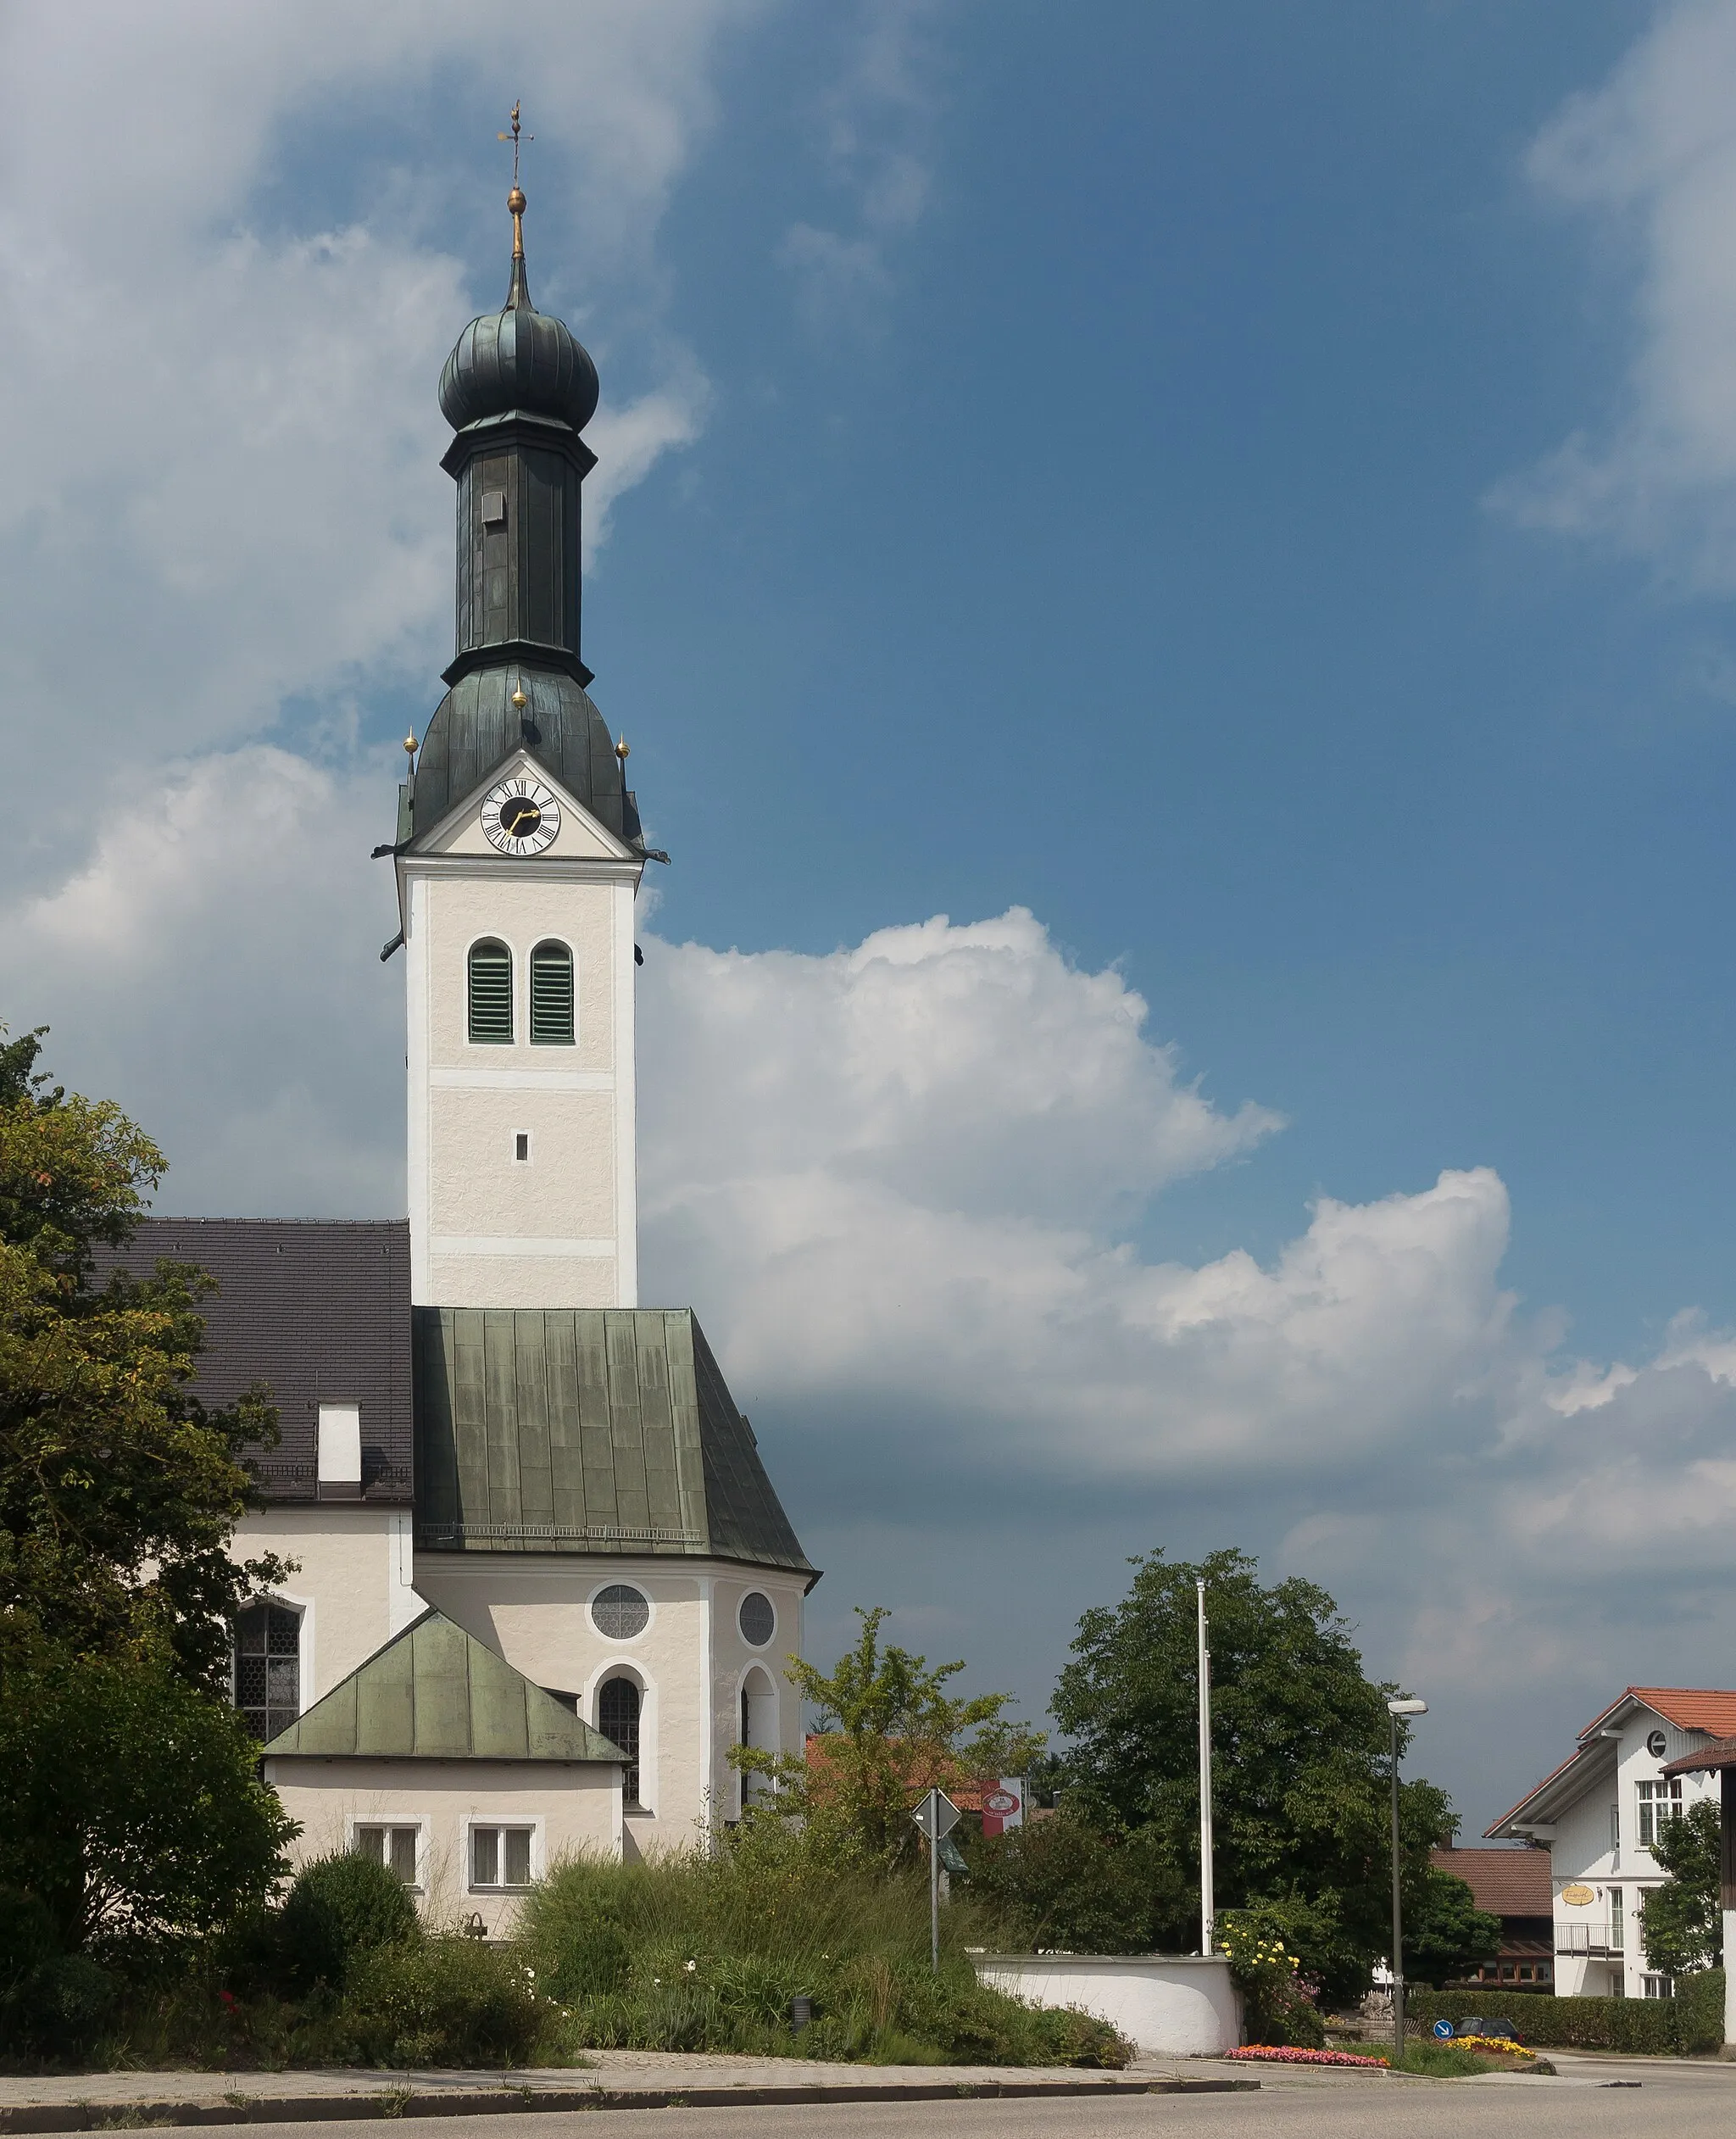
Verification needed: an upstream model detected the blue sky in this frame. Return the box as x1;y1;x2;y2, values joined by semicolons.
5;0;1736;1833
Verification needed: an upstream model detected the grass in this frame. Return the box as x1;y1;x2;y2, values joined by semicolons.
1391;2040;1552;2078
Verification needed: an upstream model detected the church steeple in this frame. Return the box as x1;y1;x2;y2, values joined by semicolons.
407;124;636;847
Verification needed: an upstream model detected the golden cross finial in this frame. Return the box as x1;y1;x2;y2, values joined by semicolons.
498;102;533;259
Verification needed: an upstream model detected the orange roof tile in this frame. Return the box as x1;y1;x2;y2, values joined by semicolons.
1430;1847;1552;1917
1579;1687;1736;1741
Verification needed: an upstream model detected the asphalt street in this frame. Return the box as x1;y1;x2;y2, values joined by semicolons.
195;2053;1736;2139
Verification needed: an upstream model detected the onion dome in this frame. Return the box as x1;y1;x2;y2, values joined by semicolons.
438;183;598;436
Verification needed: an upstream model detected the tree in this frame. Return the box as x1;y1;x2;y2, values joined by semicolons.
966;1812;1190;1954
1050;1548;1455;2005
735;1605;1044;1869
1403;1867;1502;1987
1642;1801;1722;1976
0;1626;295;1951
0;1025;284;1689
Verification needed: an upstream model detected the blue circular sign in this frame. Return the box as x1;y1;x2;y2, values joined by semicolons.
1432;2019;1454;2040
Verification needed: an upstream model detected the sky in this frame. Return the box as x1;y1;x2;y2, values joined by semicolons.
5;0;1736;1836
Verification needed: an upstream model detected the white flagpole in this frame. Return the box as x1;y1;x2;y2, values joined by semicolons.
1198;1577;1215;1955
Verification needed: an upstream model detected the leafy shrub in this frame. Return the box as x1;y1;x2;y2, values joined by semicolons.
279;1852;419;1992
0;1883;119;2058
337;1938;547;2066
1406;1980;1727;2056
965;1813;1191;1955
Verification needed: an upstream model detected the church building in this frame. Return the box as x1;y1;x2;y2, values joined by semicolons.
99;160;816;1930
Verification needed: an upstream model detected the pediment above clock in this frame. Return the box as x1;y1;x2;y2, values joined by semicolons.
409;749;637;863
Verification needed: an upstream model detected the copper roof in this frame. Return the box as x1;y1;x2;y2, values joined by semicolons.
1430;1847;1552;1917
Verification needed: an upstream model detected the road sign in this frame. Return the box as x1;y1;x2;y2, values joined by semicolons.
912;1789;961;1841
1432;2019;1454;2040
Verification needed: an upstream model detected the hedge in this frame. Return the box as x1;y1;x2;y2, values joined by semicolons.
1405;1974;1725;2057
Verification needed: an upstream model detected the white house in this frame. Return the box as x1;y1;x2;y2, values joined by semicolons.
92;180;819;1913
1485;1686;1736;2000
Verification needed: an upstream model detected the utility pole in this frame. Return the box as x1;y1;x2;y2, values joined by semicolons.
1198;1577;1214;1956
1387;1697;1427;2064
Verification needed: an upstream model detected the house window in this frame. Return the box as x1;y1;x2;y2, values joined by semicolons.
468;940;513;1044
470;1825;534;1890
1637;1778;1683;1847
1610;1886;1624;1953
232;1601;300;1741
355;1824;420;1886
1642;1974;1674;1999
1610;1801;1620;1854
599;1676;642;1806
529;942;574;1044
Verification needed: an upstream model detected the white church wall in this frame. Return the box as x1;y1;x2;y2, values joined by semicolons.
234;1507;419;1707
264;1756;622;1935
404;861;638;1309
411;1554;810;1847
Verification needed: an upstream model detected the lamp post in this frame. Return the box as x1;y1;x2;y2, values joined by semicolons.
1387;1697;1427;2065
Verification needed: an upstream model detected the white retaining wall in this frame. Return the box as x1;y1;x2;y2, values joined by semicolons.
973;1954;1242;2058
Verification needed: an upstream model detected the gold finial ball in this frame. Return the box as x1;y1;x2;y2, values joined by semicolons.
615;734;631;761
508;186;526;214
403;732;418;755
511;685;528;710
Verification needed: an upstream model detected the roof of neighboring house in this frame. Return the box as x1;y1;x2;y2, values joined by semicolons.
1664;1736;1736;1778
1485;1739;1616;1839
87;1218;413;1504
412;1306;815;1579
261;1608;624;1763
1582;1687;1736;1739
1430;1847;1552;1917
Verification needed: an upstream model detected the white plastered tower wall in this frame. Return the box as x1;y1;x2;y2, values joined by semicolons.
400;749;643;1312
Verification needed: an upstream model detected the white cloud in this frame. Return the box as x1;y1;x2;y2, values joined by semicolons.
0;1;756;891
1495;0;1736;582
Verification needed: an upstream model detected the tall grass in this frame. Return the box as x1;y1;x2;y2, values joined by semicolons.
514;1827;1127;2067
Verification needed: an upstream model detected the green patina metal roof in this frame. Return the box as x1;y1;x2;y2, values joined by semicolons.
261;1608;624;1762
413;1307;815;1578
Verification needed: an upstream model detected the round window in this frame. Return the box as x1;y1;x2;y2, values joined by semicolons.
1646;1730;1667;1758
592;1585;649;1640
738;1591;775;1647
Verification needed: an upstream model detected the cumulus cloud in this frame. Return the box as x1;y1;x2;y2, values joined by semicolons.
1494;0;1736;582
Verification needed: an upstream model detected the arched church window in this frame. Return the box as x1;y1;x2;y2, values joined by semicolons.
233;1600;301;1741
468;940;513;1044
530;941;574;1044
598;1676;643;1805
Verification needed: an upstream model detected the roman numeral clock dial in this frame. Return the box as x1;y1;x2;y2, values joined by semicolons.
481;776;561;855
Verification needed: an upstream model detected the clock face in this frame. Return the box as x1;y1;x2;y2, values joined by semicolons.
481;775;561;855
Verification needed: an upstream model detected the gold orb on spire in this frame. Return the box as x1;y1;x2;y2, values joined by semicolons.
511;683;528;710
615;734;631;762
403;732;419;755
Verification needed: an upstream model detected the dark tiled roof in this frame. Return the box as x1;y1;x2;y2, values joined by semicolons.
1430;1847;1553;1918
87;1218;413;1504
263;1608;622;1762
413;1306;815;1578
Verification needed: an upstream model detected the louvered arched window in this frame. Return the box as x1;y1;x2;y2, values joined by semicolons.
468;939;513;1044
530;940;574;1044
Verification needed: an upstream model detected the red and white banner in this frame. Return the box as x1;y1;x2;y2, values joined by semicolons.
980;1777;1025;1837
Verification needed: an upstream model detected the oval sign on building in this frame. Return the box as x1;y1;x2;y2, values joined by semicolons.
1561;1883;1595;1907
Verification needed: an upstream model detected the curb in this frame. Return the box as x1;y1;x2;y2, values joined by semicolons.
0;2078;1259;2131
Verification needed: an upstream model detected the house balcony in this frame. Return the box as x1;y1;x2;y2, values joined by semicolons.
1555;1923;1622;1958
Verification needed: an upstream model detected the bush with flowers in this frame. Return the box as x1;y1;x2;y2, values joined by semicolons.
1225;2044;1388;2068
1215;1910;1326;2049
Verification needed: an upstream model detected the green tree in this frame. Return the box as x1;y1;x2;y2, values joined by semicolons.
0;1025;284;1688
1050;1548;1455;2005
735;1606;1044;1869
1642;1801;1722;1976
1403;1867;1502;1988
967;1812;1190;1954
0;1627;295;1951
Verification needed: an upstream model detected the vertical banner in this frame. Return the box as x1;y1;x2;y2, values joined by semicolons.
981;1778;1025;1836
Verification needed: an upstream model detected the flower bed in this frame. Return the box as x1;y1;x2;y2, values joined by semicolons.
1224;2045;1389;2068
1450;2034;1537;2060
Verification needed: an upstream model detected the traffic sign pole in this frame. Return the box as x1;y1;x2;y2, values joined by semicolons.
929;1794;939;1973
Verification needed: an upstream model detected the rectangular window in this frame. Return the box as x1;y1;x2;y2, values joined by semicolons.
1637;1777;1683;1847
355;1825;420;1886
1610;1886;1624;1953
1642;1974;1674;1999
470;1825;534;1889
515;1133;530;1162
1610;1801;1620;1854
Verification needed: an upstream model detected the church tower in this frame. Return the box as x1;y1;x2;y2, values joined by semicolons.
393;148;654;1312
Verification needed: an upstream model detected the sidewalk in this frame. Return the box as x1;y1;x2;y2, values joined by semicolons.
0;2053;1258;2131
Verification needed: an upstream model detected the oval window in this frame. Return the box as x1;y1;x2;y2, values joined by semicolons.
592;1584;649;1640
738;1591;775;1647
1646;1730;1667;1758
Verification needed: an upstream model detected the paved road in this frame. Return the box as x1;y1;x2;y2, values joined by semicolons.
209;2053;1736;2139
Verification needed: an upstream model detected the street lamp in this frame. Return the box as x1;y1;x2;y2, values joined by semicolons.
1387;1697;1427;2064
